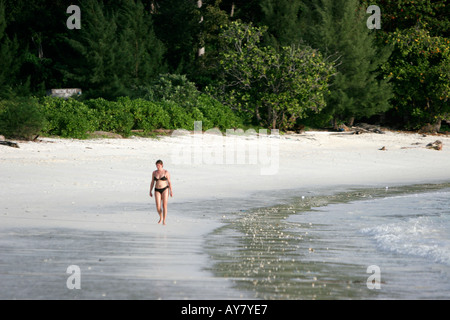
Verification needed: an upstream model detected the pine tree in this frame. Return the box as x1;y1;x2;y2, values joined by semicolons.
259;0;303;48
1;1;70;95
61;0;165;99
117;0;165;86
188;0;230;88
61;0;121;98
0;0;20;97
153;0;201;74
300;0;393;127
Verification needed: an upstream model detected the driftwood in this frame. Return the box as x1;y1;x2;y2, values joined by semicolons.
332;123;385;135
401;140;443;151
0;140;19;148
351;123;385;134
426;140;443;150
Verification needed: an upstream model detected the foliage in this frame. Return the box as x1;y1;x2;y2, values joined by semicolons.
84;98;134;136
0;0;21;97
371;0;450;37
385;26;450;128
39;96;96;139
188;0;231;88
60;0;165;100
131;73;242;130
299;0;393;127
117;97;170;133
217;21;335;130
152;0;201;74
259;0;303;47
1;0;448;131
196;93;243;130
135;74;200;107
35;91;241;138
0;97;45;139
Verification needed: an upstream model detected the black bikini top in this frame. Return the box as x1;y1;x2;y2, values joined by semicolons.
154;171;168;181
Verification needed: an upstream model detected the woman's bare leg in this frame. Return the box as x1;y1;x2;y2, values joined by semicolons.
155;192;162;224
161;188;169;225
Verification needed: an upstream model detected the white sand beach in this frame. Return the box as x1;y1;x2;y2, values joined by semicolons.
1;130;450;299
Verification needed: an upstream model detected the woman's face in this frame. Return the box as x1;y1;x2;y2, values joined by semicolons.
156;163;163;170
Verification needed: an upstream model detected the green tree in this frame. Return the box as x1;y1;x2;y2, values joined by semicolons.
153;0;202;74
0;0;21;97
300;0;393;127
386;26;449;129
373;0;450;37
189;0;231;88
1;1;70;95
61;0;164;99
259;0;303;48
117;0;166;86
365;0;449;129
217;21;335;130
219;0;263;23
61;0;124;98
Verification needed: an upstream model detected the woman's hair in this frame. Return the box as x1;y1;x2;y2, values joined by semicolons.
156;159;163;165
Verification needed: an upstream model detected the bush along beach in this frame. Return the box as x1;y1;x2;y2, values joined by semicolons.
0;74;244;140
33;94;243;139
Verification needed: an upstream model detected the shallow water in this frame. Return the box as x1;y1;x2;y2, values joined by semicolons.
1;183;449;299
206;183;450;299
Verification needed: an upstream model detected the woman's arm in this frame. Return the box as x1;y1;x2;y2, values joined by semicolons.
167;171;173;197
149;172;155;197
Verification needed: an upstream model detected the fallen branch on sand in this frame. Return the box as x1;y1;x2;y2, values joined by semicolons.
351;123;385;134
332;123;385;135
426;140;443;150
0;140;19;148
400;140;443;151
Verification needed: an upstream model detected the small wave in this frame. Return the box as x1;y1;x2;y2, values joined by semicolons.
361;216;450;266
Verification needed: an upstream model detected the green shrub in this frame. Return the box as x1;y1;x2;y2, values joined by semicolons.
162;100;196;130
132;74;200;109
33;86;246;138
118;97;170;132
0;97;45;139
39;97;95;139
196;94;242;130
85;98;134;136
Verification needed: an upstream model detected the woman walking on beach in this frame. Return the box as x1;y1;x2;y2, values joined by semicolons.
149;160;173;225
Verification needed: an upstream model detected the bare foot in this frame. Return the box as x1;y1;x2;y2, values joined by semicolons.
157;210;162;224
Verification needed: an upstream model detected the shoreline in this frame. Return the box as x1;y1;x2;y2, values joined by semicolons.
2;180;449;299
206;182;450;300
1;131;450;299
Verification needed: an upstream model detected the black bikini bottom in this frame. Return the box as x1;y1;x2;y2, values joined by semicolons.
155;186;169;194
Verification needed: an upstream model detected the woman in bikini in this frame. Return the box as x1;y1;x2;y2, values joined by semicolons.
149;160;173;225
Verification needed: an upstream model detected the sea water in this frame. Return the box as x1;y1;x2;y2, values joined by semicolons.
207;184;450;299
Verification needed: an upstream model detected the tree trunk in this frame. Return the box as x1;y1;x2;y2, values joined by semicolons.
255;105;262;124
272;109;277;129
332;117;339;130
434;118;442;132
348;116;355;126
197;0;205;57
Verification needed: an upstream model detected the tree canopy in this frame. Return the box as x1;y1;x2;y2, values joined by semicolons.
0;0;448;132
